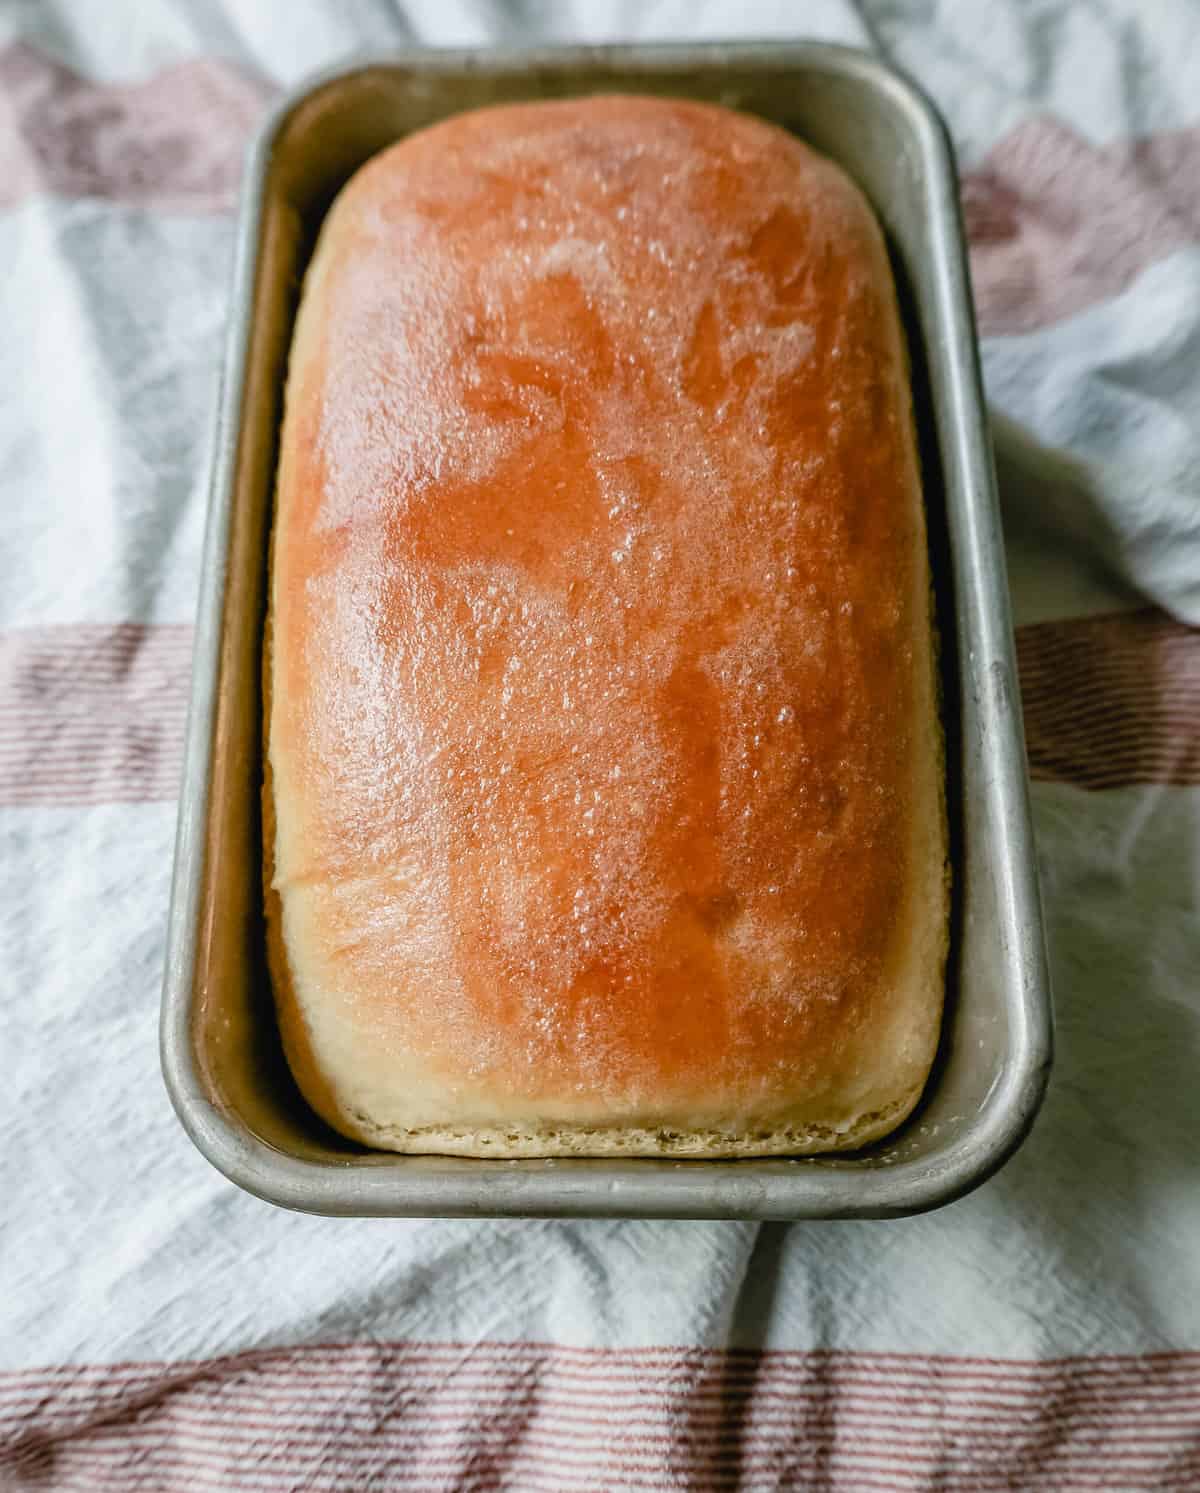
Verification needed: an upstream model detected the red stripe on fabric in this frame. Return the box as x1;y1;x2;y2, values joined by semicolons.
9;1458;1193;1493
17;1427;1195;1480
18;1454;913;1493
4;41;1200;336
0;792;180;809
7;1368;1200;1409
8;1439;1194;1493
1020;668;1200;700
16;1410;1197;1460
9;1462;1175;1493
0;762;185;780
0;758;188;775
0;715;191;738
1018;608;1200;789
7;1369;1200;1411
0;40;274;211
0;622;190;807
961;115;1200;335
3;1345;1197;1493
37;1465;474;1493
8;1387;1200;1435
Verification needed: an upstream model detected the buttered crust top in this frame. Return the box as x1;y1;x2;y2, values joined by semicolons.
265;95;947;1156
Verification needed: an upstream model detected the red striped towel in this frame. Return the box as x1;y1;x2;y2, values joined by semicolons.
1;4;1198;1490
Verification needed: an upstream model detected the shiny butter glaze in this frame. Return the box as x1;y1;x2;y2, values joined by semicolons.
269;97;931;1127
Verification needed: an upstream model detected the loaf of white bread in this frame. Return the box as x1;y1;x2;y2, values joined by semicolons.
264;95;948;1157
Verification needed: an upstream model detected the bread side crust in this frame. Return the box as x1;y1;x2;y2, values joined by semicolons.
264;96;950;1159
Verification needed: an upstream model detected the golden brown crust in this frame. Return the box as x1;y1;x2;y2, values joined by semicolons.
264;96;947;1156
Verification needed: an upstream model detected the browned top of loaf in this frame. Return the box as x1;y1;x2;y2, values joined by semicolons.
269;96;933;1124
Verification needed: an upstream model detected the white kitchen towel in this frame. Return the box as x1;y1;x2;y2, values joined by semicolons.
1;2;1198;1488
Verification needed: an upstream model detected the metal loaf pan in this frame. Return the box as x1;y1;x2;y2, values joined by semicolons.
162;42;1052;1218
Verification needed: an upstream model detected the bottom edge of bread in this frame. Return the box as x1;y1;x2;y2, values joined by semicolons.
331;1091;922;1159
